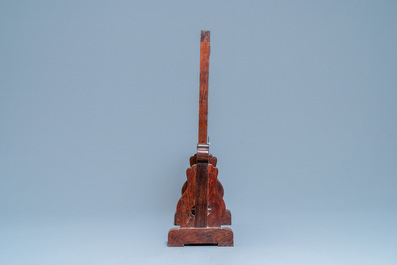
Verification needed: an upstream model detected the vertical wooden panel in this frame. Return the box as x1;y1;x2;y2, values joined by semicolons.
199;30;210;144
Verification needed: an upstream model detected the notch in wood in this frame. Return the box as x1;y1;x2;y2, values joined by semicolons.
201;30;210;42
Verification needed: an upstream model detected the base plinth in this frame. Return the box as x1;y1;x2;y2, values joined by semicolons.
168;227;233;247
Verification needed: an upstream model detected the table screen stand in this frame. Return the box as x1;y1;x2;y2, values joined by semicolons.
167;31;233;247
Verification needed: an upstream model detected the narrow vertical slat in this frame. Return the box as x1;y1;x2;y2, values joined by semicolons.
198;30;210;144
195;162;208;227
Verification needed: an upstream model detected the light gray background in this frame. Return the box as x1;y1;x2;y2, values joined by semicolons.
1;0;396;264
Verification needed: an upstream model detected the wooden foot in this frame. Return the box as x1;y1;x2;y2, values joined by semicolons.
168;227;233;247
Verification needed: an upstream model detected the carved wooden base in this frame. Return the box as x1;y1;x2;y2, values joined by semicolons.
169;153;233;247
168;227;233;247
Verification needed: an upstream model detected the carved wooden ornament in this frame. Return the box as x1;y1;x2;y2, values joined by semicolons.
168;31;233;247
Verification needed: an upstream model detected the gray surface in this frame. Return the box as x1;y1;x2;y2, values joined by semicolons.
1;0;396;264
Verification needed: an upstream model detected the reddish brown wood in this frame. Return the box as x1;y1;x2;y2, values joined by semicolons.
177;154;232;226
223;209;232;225
207;164;224;227
168;228;233;247
174;165;196;227
195;161;208;227
190;153;217;167
168;30;233;247
199;30;210;144
175;155;232;226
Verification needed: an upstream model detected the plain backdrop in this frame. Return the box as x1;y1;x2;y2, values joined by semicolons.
1;1;396;264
